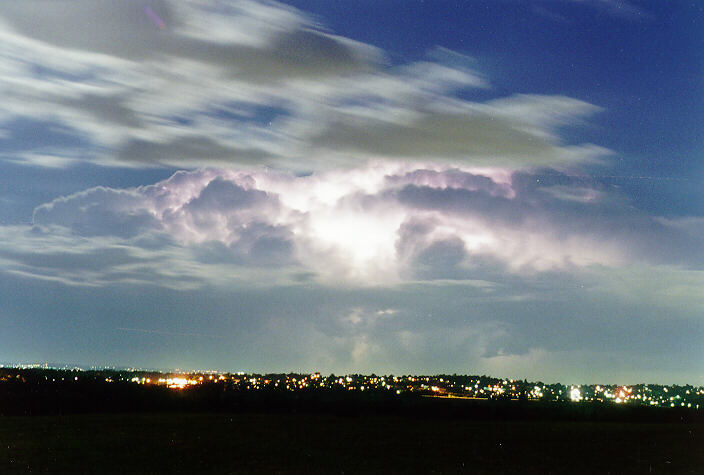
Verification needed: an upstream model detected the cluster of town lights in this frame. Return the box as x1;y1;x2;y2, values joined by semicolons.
112;372;703;410
3;367;702;410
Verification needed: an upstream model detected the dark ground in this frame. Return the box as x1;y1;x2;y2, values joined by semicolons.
1;411;702;473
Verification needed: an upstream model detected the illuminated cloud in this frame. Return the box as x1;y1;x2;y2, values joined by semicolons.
7;165;699;290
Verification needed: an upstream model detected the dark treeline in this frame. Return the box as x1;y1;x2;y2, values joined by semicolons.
2;368;703;424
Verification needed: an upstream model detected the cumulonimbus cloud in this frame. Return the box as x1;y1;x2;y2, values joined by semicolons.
8;163;698;289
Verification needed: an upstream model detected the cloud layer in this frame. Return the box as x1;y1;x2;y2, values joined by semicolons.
0;0;607;170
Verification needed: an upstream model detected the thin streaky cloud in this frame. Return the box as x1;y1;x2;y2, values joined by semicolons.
117;327;226;339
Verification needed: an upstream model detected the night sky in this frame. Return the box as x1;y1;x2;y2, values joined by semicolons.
0;0;702;384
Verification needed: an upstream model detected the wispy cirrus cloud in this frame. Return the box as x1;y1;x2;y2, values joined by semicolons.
536;0;652;21
575;0;651;20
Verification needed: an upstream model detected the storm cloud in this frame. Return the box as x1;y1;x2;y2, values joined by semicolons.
12;165;703;290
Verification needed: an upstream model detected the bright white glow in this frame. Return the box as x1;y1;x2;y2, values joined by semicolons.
306;208;405;282
570;387;582;402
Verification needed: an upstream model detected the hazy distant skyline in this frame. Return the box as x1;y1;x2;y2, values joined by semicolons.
0;0;702;384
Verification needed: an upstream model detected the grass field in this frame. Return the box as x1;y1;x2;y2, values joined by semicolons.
1;412;702;473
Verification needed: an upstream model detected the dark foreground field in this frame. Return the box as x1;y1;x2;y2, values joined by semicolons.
1;412;702;473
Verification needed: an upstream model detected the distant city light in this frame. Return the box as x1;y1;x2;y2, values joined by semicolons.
570;387;582;402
